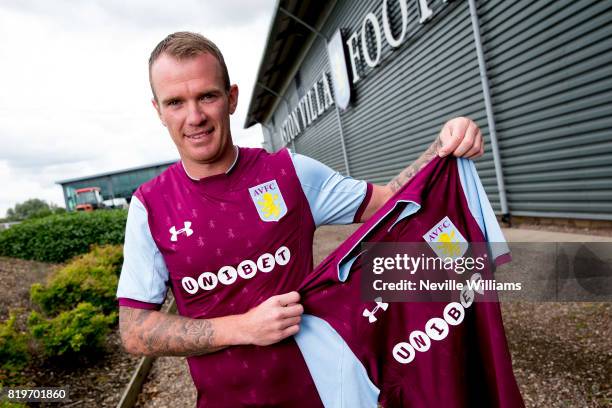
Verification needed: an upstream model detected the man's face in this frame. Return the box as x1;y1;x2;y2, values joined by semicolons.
151;52;238;167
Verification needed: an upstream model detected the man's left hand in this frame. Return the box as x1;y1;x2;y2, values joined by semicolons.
364;116;485;223
437;117;484;159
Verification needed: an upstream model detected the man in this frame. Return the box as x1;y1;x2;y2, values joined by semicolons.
117;32;484;406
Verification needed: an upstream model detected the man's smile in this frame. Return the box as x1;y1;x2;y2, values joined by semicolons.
185;127;214;140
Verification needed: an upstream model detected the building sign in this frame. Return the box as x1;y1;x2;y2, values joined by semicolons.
345;0;451;84
278;0;452;144
327;29;352;110
280;72;334;144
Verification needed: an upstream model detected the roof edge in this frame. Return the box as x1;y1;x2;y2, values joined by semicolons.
55;158;179;185
244;1;337;129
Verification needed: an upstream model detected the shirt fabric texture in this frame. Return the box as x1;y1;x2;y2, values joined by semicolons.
296;155;523;407
117;146;370;407
116;147;522;407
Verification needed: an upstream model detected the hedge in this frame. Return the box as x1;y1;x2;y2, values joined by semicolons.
30;245;123;316
0;402;27;408
0;210;127;263
28;302;116;357
1;243;124;386
0;312;30;387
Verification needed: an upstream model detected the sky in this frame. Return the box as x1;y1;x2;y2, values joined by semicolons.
0;0;275;216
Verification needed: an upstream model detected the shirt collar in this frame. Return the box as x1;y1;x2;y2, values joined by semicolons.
181;145;240;181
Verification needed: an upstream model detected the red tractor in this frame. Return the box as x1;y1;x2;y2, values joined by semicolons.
75;187;105;211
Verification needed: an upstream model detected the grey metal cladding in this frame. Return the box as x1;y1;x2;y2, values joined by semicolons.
270;0;498;208
295;107;346;172
268;88;293;151
479;0;612;219
265;0;612;220
283;24;347;173
324;0;496;200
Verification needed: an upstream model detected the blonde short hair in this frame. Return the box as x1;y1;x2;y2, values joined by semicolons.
149;31;230;99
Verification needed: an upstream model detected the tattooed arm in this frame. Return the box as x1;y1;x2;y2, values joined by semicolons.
119;291;304;357
357;117;484;223
119;307;226;357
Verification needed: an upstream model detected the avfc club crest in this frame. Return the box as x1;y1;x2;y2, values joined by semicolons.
423;216;468;260
248;180;287;222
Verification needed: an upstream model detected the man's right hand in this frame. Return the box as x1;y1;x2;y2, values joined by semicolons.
119;291;304;357
239;291;304;346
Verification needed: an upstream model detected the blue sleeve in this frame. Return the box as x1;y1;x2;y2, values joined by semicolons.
456;158;510;264
295;315;379;407
116;195;169;307
290;152;380;406
289;151;370;227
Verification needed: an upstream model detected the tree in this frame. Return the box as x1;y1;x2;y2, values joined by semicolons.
4;199;64;221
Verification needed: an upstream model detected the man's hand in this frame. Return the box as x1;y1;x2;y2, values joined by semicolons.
386;116;483;194
239;291;304;346
358;117;483;223
437;116;484;159
119;291;304;357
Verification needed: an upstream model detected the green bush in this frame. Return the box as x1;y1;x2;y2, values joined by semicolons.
28;302;116;357
0;401;28;408
0;210;127;262
31;245;123;315
0;312;30;386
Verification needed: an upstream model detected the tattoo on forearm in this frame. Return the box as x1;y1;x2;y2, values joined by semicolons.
119;307;219;357
387;137;442;193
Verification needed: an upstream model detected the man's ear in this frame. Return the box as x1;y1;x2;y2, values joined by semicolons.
152;98;166;127
228;84;239;115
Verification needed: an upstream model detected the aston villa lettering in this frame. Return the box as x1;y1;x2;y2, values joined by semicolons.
280;73;334;144
279;0;451;143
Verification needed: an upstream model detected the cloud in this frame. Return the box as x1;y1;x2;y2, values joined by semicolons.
0;162;66;217
0;0;274;31
0;2;275;216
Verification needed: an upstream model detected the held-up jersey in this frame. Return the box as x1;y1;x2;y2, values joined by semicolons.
296;156;524;407
116;147;371;408
117;146;522;407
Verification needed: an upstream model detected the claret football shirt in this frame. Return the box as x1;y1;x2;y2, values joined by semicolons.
117;147;370;310
295;156;523;407
116;146;371;407
117;146;522;407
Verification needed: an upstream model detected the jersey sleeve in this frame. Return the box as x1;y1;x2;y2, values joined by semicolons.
116;195;169;310
289;151;373;227
456;158;511;266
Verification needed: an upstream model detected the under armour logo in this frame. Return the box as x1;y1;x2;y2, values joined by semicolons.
362;297;389;323
169;221;193;242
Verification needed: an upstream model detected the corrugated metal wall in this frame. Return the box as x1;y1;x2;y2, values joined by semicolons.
264;0;612;220
276;36;348;173
327;0;496;202
295;40;347;172
479;0;612;220
270;0;496;196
